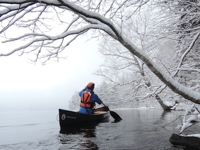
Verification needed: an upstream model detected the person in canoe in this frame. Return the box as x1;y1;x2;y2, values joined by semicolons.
79;82;103;114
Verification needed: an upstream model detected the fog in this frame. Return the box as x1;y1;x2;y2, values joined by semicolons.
0;37;103;112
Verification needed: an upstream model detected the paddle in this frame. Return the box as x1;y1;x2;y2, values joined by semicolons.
102;103;122;122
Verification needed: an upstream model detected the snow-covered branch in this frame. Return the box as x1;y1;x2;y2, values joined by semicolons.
177;103;200;134
0;0;199;104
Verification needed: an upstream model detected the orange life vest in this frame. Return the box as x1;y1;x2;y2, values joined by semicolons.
80;91;95;108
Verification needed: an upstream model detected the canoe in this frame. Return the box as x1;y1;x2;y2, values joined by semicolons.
169;133;200;148
59;106;110;130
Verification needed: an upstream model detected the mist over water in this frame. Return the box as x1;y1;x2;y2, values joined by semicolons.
0;108;198;150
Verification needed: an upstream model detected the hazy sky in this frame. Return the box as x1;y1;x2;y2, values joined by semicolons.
0;37;104;111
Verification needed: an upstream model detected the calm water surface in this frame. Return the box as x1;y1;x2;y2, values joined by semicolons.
0;108;199;150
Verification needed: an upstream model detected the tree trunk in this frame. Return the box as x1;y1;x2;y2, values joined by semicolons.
155;95;171;111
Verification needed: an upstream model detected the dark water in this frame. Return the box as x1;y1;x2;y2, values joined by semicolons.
0;108;199;150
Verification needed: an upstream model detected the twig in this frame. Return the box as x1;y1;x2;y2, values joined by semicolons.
180;120;199;135
195;107;200;113
163;115;183;128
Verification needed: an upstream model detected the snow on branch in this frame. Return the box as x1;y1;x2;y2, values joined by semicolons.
178;103;200;134
0;0;199;104
58;0;120;38
0;24;99;56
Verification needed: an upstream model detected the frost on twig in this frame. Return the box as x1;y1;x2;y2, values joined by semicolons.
177;103;200;135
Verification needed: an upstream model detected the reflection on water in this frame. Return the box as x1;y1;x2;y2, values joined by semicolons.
59;125;99;150
2;109;200;150
60;125;97;138
58;109;200;150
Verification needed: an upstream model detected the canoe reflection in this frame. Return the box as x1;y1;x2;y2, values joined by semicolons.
60;124;97;135
59;125;98;150
80;140;98;150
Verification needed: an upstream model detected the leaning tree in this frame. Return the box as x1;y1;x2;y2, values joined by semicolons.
0;0;200;103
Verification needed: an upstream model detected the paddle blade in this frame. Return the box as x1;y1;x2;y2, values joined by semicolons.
110;111;122;121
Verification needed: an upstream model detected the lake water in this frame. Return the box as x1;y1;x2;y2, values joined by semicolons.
0;108;199;150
